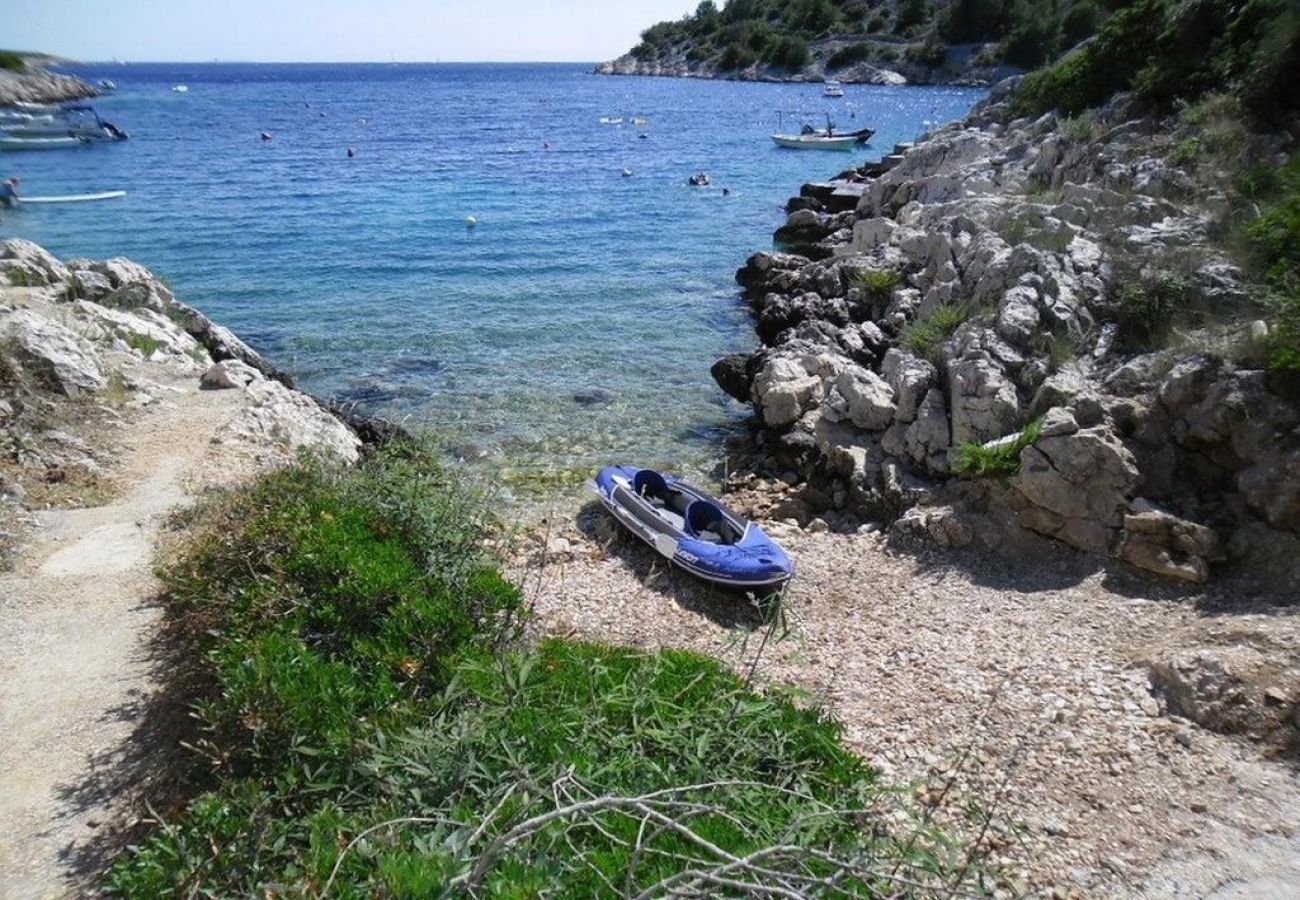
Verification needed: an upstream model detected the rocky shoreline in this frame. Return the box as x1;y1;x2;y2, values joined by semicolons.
0;65;97;105
0;238;405;560
710;79;1300;595
594;40;1019;88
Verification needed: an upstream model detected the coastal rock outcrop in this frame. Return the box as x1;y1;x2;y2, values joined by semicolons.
1;240;370;508
714;85;1300;587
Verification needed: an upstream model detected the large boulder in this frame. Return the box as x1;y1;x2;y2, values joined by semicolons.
880;349;935;423
219;379;361;464
824;365;896;430
0;309;105;395
751;354;824;427
948;353;1021;445
1147;645;1300;745
1013;425;1140;552
1119;500;1223;583
711;352;755;403
0;238;70;286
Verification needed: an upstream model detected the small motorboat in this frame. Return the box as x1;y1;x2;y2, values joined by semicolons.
1;105;129;141
0;136;87;151
823;79;845;98
172;84;189;93
598;116;622;125
771;131;861;150
595;465;795;589
688;172;710;186
97;79;117;93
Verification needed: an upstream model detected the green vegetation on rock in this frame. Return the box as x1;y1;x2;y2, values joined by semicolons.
1245;153;1300;369
952;416;1044;478
104;447;994;896
617;0;1107;77
901;303;972;360
1012;0;1300;126
0;51;26;73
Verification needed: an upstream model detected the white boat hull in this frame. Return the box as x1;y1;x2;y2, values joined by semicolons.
0;136;85;151
771;133;858;151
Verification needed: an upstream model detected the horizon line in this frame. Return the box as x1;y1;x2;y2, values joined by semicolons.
57;58;605;66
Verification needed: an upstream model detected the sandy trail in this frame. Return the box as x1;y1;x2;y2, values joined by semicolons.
0;380;244;899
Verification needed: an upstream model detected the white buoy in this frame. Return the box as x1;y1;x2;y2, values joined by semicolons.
465;216;478;228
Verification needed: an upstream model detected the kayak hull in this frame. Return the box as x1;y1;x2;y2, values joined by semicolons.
594;464;794;590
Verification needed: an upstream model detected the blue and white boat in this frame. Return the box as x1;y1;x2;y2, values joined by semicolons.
594;465;795;589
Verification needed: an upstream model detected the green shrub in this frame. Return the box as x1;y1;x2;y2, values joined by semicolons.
827;41;874;69
0;51;25;73
767;34;810;70
905;40;950;67
901;303;971;359
124;332;163;358
895;0;928;34
720;40;757;69
1108;271;1193;351
1246;153;1300;369
855;266;902;300
952;416;1045;478
1011;0;1300;126
1059;0;1103;47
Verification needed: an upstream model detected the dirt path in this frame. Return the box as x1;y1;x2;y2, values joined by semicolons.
520;514;1300;898
0;378;247;899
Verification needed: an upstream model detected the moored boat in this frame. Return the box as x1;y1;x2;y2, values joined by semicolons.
1;105;129;141
823;79;845;98
0;136;87;151
594;465;795;589
771;132;859;150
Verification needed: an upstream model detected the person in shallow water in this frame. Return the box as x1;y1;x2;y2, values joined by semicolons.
0;177;19;208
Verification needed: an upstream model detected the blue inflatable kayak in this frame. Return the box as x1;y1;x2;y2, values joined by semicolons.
594;465;794;589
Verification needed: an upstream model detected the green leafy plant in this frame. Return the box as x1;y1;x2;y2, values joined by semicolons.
854;266;902;301
952;416;1045;478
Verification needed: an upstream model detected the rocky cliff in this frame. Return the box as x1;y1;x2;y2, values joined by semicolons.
714;81;1299;591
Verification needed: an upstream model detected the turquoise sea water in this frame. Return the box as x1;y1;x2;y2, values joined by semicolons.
4;63;982;488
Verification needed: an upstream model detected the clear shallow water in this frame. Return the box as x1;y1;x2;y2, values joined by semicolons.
5;63;981;489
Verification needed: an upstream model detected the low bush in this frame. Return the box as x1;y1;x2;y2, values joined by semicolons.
0;51;25;73
901;303;971;359
1108;270;1193;351
952;416;1044;478
827;41;874;69
105;449;994;896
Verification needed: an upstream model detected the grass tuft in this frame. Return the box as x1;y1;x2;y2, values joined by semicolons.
952;416;1045;478
900;303;971;361
124;332;163;358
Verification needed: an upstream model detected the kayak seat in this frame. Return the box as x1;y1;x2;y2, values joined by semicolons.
633;469;669;504
685;500;739;546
